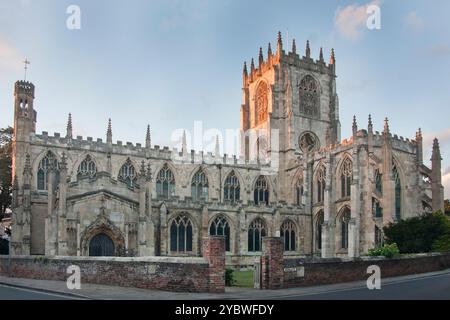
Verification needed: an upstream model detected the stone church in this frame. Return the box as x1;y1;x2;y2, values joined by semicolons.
10;33;444;266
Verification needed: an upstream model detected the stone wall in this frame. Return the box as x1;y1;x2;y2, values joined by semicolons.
0;237;226;293
283;253;450;288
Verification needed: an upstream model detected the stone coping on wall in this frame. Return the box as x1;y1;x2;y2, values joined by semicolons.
0;255;208;265
284;252;448;265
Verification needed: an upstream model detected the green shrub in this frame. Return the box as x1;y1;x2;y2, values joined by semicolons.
432;233;450;252
368;243;400;258
384;211;450;254
225;268;235;286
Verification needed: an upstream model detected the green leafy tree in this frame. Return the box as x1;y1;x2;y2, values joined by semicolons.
445;199;450;216
0;127;13;220
383;211;450;253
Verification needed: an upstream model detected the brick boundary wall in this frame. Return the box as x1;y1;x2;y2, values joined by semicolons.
261;237;284;289
0;237;226;293
260;238;450;289
283;253;450;288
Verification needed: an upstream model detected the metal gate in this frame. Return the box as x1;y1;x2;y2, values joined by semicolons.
89;233;115;256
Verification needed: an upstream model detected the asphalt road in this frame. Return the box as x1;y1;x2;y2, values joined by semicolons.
0;284;78;300
277;272;450;300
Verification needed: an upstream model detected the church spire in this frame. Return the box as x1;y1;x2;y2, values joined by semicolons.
276;31;283;58
268;42;272;57
319;47;324;63
182;130;187;155
243;61;248;76
291;38;296;54
330;48;336;65
352;115;358;136
215;135;220;158
305;40;311;58
383;117;390;136
146;125;151;149
106;118;112;144
368;114;373;131
258;47;264;67
66;113;73;140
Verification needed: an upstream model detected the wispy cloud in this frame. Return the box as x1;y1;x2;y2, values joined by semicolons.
0;36;22;72
334;0;381;40
404;11;425;31
423;128;450;150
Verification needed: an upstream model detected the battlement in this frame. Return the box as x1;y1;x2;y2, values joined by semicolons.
14;81;35;97
243;32;335;87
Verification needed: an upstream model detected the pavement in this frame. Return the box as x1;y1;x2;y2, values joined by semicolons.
0;269;450;300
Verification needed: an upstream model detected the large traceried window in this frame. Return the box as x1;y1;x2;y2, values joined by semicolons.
156;164;175;199
170;214;193;253
77;155;97;178
340;158;352;198
295;178;304;206
316;165;326;203
248;218;266;252
254;175;269;205
37;151;60;191
299;132;318;154
224;171;240;203
316;211;324;251
393;163;401;220
118;158;137;188
209;216;231;251
255;82;269;125
299;75;319;118
340;208;351;250
191;169;209;201
280;220;296;252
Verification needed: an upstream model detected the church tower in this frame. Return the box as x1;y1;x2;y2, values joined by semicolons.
12;80;37;187
240;32;340;162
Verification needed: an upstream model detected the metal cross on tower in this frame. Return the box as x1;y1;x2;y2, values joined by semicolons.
23;58;30;81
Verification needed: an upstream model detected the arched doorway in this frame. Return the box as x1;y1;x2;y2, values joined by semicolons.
89;233;115;256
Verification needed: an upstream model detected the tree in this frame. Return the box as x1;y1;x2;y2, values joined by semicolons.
445;199;450;216
384;211;450;254
0;127;13;220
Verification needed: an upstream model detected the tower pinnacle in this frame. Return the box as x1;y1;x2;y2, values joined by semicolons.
66;113;73;139
107;118;112;144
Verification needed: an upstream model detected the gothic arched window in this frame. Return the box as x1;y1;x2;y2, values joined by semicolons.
393;163;401;220
156;164;175;199
256;82;268;125
254;175;269;205
299;75;319;118
295;178;304;206
375;169;383;194
224;171;240;203
170;214;193;253
37;151;60;190
340;158;352;198
280;220;296;251
77;155;97;178
316;165;326;203
316;211;324;251
191;168;208;201
248;218;266;252
209;216;231;251
340;208;351;249
118;158;137;188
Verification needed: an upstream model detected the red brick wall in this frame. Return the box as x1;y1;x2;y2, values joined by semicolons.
202;236;226;293
0;237;226;293
283;254;450;288
261;237;284;289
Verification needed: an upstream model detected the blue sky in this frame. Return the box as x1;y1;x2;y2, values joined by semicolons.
0;0;449;196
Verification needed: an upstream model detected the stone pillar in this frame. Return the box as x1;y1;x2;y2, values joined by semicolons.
431;138;445;213
199;206;209;255
202;236;225;293
159;203;168;255
45;164;57;256
322;154;335;258
57;154;68;255
261;237;284;289
348;132;360;258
